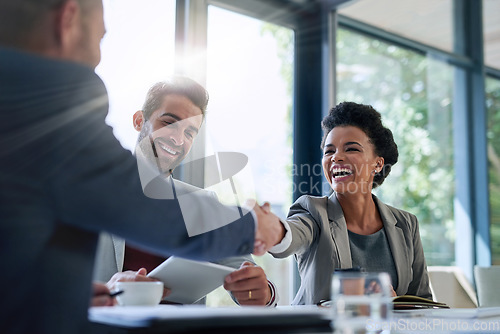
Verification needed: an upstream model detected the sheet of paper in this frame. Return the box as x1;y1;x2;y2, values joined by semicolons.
147;256;235;304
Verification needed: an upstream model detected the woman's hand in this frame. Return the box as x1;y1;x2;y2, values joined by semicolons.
366;280;397;297
390;285;397;297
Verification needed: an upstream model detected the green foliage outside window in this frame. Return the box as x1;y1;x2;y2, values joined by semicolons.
336;29;455;265
259;25;458;266
487;77;500;264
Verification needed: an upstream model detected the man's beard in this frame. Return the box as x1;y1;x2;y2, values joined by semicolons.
150;136;183;174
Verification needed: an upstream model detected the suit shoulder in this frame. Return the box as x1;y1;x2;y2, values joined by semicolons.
382;202;419;230
290;194;329;215
296;194;329;203
172;179;202;192
387;204;417;219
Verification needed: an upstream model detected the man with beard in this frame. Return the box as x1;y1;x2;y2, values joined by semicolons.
93;79;278;307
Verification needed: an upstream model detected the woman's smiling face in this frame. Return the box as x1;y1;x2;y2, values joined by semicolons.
322;125;383;195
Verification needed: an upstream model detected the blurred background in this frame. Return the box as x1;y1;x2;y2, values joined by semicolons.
95;0;500;305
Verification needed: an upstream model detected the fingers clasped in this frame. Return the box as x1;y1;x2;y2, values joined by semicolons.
251;201;285;256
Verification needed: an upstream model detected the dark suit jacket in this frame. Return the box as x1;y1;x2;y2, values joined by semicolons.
271;193;432;305
0;46;254;334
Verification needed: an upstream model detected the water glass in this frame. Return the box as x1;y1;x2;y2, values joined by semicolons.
331;271;392;334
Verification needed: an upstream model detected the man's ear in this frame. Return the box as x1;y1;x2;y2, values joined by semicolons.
54;0;80;51
133;111;145;132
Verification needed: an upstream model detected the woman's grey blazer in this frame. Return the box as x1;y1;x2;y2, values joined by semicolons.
271;193;432;305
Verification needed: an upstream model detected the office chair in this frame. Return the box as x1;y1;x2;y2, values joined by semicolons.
474;265;500;307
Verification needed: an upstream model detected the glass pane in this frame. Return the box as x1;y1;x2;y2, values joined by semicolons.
483;0;500;70
96;0;176;151
338;0;453;53
487;77;500;264
205;6;294;306
336;28;455;266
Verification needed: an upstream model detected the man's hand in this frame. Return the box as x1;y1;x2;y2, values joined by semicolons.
249;201;286;255
91;282;114;307
106;268;170;301
223;261;271;306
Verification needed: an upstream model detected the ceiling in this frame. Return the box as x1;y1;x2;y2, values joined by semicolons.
337;0;500;70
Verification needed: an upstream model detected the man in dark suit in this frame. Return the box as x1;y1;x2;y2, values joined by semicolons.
0;1;284;333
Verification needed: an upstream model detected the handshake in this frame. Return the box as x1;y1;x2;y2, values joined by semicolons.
246;200;286;256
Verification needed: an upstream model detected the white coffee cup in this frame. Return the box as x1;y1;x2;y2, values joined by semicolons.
115;281;164;306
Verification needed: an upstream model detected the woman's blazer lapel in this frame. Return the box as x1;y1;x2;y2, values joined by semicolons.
326;193;411;294
327;193;352;269
374;196;411;296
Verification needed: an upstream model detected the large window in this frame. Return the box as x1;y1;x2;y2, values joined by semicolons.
338;0;453;53
96;0;295;306
204;6;294;306
96;0;176;151
336;28;455;266
95;0;497;302
487;77;500;265
483;0;500;70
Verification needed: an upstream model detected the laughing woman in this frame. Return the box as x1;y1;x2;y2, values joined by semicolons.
270;102;432;305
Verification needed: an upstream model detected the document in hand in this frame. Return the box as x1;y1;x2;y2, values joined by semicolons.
393;295;450;310
147;257;235;304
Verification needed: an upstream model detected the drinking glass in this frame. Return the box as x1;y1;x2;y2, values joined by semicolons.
331;271;392;334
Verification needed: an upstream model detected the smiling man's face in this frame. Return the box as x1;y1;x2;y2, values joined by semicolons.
134;94;203;175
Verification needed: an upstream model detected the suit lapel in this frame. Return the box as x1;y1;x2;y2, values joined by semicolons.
327;193;352;269
374;196;409;295
111;235;126;272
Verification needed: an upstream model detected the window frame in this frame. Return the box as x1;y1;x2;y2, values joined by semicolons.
337;0;491;281
175;0;495;291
